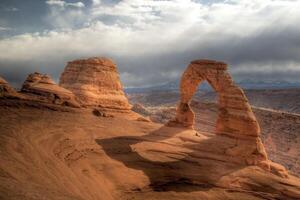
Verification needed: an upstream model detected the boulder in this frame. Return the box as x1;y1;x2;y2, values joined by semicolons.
21;72;80;107
59;57;131;110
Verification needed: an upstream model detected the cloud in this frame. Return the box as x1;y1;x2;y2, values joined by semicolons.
3;7;19;12
0;26;12;31
92;0;101;6
1;0;300;87
46;0;85;8
46;0;65;7
67;2;85;8
45;0;87;29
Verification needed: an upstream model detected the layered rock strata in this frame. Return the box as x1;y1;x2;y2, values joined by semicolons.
59;57;131;110
21;72;80;107
0;76;19;98
167;59;287;175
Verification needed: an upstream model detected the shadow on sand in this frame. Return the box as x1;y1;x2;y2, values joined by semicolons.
95;125;244;192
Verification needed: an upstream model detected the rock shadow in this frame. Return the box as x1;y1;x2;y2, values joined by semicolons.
95;125;244;193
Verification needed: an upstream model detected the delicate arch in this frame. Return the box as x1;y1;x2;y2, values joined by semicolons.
169;59;260;138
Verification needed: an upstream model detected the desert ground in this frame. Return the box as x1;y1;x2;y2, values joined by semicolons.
0;100;300;200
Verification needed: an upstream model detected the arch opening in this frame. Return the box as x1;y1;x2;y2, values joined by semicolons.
190;80;218;135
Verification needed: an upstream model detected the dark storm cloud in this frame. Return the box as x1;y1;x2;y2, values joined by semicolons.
0;0;48;38
1;25;300;88
116;25;300;86
0;58;67;88
0;0;300;87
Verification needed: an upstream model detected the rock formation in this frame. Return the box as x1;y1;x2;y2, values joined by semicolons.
59;57;131;111
167;59;288;175
21;72;80;107
0;76;19;98
169;60;259;136
1;58;300;200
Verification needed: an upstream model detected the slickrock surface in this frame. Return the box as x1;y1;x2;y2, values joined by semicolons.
0;105;300;200
167;59;287;175
131;100;300;176
0;76;19;98
21;72;80;107
59;57;131;110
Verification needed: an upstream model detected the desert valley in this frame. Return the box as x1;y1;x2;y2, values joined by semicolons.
0;57;300;200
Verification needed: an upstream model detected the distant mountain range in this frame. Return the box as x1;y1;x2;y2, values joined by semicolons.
125;80;300;93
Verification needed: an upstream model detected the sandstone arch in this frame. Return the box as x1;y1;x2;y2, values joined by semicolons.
169;59;260;138
166;59;276;170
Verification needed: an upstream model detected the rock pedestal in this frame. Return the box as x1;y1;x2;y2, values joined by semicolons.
59;57;131;111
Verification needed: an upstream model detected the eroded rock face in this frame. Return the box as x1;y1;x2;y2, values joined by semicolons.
170;60;260;137
59;57;131;110
167;59;287;173
21;72;80;107
0;76;19;98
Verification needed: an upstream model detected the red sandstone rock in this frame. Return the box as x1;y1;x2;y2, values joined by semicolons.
21;72;80;107
166;59;289;173
169;59;260;137
0;77;8;85
59;57;131;110
0;76;19;98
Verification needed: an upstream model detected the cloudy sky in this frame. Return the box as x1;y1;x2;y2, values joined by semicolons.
0;0;300;87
